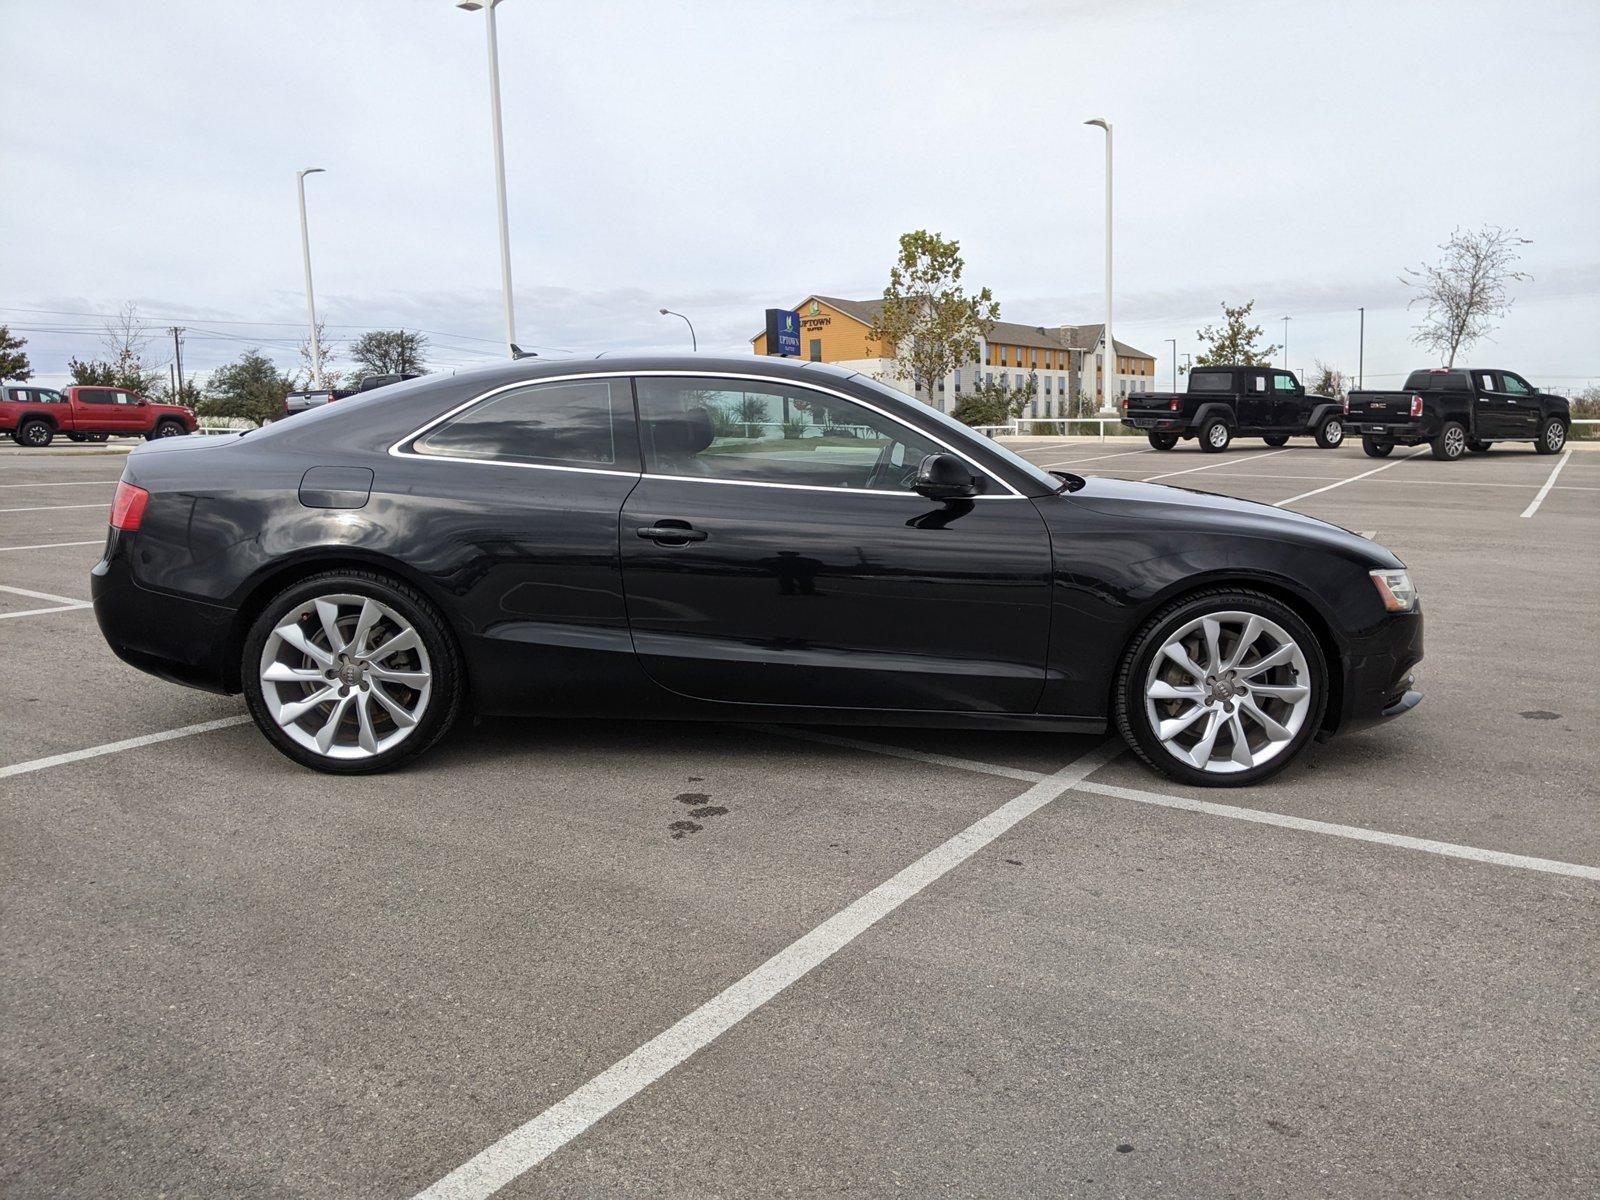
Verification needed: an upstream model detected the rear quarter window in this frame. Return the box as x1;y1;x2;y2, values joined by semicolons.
409;379;624;469
1188;372;1234;392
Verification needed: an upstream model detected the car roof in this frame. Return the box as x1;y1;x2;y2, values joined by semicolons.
439;353;865;390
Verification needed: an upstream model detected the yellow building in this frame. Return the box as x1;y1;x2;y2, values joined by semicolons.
752;295;1156;417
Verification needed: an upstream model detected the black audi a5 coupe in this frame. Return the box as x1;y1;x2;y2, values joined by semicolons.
91;355;1422;785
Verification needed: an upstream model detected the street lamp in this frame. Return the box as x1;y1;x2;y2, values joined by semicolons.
1084;117;1116;414
296;168;326;385
457;0;518;357
659;308;697;351
1164;338;1177;391
1357;306;1365;389
1280;315;1292;371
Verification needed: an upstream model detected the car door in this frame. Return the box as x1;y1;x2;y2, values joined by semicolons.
110;390;148;433
618;374;1054;713
1470;371;1515;438
389;374;643;709
1497;371;1542;436
75;387;120;432
1270;371;1304;428
1235;370;1271;429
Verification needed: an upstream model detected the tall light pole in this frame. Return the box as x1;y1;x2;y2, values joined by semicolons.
1357;306;1365;389
1280;315;1292;371
295;168;325;384
458;0;518;357
1085;118;1116;413
659;308;697;351
1164;338;1177;391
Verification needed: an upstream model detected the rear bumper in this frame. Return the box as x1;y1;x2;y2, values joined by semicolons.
1121;417;1187;432
1350;421;1425;440
1325;606;1425;738
91;534;237;694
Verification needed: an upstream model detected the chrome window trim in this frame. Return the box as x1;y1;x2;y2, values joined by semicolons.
389;369;1025;498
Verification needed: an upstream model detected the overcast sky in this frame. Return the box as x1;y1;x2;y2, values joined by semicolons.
3;0;1597;390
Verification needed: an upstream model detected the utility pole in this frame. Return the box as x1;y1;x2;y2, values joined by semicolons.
168;326;186;396
1165;338;1177;391
1357;306;1365;389
458;0;518;356
1085;118;1116;413
1281;315;1292;370
296;168;326;384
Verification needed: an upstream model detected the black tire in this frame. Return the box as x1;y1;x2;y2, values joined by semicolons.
1114;588;1329;788
1431;420;1466;461
1534;419;1567;456
1314;417;1345;449
1361;436;1393;458
18;418;53;448
148;420;187;440
1262;435;1290;447
1466;439;1492;454
241;569;465;774
88;433;110;443
1199;418;1232;453
67;433;87;443
1147;432;1178;451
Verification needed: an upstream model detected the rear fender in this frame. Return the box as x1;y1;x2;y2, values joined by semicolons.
1191;402;1236;429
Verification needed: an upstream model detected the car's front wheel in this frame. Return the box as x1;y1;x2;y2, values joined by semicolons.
1147;432;1178;451
242;570;464;774
1534;419;1567;455
1315;417;1345;449
1114;590;1328;787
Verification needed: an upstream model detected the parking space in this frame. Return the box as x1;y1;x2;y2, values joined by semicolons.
3;440;1596;1198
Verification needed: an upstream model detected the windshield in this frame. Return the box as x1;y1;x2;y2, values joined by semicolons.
850;375;1060;493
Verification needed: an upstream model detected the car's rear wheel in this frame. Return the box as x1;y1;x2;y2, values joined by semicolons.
1262;434;1290;447
1534;419;1566;455
18;419;53;448
1114;590;1328;787
242;570;463;774
1431;420;1466;461
1200;419;1231;453
1314;417;1345;449
149;420;187;439
1147;432;1178;451
1467;438;1493;453
1361;436;1393;458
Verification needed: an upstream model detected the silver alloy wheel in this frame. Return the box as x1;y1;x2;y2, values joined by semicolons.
1546;422;1565;452
1323;419;1343;444
1443;425;1465;457
1207;423;1229;448
259;593;431;761
1144;610;1312;776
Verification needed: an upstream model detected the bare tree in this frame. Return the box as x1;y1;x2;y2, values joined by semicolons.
75;302;164;393
1402;226;1531;367
1307;359;1349;400
296;321;341;389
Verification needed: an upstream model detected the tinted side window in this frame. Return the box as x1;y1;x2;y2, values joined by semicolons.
636;377;950;494
1501;373;1532;395
412;379;625;469
79;389;115;405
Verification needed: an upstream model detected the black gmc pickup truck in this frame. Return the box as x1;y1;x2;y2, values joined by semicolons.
1346;368;1570;460
1122;366;1345;453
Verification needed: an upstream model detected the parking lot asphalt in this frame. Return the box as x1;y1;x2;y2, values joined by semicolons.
3;437;1597;1198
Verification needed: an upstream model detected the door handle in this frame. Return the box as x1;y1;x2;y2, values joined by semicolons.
636;522;708;545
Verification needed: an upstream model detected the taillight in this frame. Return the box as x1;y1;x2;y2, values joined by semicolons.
1169;399;1180;411
1410;394;1424;418
1342;397;1350;415
110;481;149;531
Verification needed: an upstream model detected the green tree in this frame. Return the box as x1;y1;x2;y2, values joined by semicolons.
1194;301;1279;367
349;329;428;379
67;355;161;391
201;350;294;426
952;372;1038;428
155;378;203;408
0;325;32;380
869;230;999;408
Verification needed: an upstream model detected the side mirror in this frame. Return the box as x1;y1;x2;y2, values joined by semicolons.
913;452;979;501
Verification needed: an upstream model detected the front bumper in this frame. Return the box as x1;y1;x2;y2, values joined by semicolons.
1324;605;1425;738
91;533;237;694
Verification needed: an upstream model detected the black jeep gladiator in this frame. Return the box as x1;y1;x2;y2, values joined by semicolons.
1122;366;1345;453
1346;368;1570;461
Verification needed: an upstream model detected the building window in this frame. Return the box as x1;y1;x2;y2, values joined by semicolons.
808;338;822;362
1043;376;1052;394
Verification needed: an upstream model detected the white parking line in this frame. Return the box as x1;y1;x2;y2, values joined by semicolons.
1076;781;1600;881
771;734;1600;882
1144;447;1291;483
0;540;104;553
766;726;1049;782
1274;446;1430;507
0;501;108;514
1037;447;1153;468
0;604;91;621
0;583;88;606
0;716;252;780
1073;468;1600;492
411;741;1126;1200
1521;448;1573;518
0;479;119;489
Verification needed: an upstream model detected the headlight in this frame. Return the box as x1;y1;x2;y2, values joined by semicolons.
1369;568;1416;612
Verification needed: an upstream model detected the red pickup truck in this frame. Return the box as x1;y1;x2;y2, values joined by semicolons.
0;384;197;447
